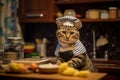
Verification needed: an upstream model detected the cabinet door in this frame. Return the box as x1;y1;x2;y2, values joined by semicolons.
18;0;54;23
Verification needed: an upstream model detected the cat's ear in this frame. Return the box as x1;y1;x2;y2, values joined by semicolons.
56;19;62;29
74;20;82;30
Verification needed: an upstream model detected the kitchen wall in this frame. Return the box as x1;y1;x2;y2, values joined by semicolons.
21;22;120;60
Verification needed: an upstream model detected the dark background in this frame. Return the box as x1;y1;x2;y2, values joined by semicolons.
21;22;120;60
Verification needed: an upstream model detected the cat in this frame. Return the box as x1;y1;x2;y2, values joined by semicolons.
55;16;97;72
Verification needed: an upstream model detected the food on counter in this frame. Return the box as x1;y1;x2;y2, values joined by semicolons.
58;62;90;77
62;67;76;76
58;62;68;74
38;63;58;68
74;70;90;77
38;63;59;73
17;63;28;73
9;62;20;72
30;63;38;71
9;62;28;73
6;62;38;73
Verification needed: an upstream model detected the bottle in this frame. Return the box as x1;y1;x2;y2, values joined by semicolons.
40;38;47;57
109;7;117;19
104;51;108;61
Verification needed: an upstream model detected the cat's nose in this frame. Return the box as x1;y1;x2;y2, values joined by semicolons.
66;33;70;37
66;34;70;39
66;34;70;41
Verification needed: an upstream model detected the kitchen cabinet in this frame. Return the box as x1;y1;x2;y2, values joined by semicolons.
93;60;120;80
18;0;120;23
54;0;120;22
18;0;54;23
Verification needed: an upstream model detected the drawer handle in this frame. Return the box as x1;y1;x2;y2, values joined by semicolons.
26;13;44;17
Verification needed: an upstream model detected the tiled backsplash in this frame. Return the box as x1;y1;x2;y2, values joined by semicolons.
21;22;120;60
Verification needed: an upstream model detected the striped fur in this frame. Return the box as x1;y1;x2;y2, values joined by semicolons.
55;16;97;72
55;26;97;72
56;26;79;44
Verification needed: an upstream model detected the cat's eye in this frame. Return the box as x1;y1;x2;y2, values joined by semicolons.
62;31;66;34
70;32;74;34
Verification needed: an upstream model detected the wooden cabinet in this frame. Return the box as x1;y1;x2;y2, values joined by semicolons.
18;0;54;23
18;0;120;23
54;0;120;22
93;60;120;80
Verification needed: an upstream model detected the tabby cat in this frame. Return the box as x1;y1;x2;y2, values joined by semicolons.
55;16;97;72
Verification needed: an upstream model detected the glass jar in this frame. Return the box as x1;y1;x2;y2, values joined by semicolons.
3;37;24;62
88;9;100;19
64;9;76;17
100;10;109;19
109;7;117;19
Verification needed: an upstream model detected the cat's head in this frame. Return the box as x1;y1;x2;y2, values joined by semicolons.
56;16;82;44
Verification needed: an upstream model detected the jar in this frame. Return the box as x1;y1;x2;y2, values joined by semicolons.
88;9;99;19
100;10;109;19
109;7;117;19
64;9;76;17
3;37;24;62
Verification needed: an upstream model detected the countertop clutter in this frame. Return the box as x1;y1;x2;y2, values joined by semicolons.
0;57;107;80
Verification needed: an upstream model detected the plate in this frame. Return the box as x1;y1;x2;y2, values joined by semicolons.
14;58;51;64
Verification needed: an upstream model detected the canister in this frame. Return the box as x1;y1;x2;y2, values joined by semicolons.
88;9;100;19
100;10;109;19
109;7;117;19
64;9;76;17
4;37;24;61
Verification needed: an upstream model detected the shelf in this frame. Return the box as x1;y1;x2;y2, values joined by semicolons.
55;0;120;4
80;18;120;22
51;18;120;23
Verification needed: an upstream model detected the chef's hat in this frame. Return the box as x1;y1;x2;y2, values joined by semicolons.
56;16;82;29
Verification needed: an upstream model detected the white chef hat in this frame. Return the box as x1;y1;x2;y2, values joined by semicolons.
56;16;82;29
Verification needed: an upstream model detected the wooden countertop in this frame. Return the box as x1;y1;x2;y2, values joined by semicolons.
0;72;107;80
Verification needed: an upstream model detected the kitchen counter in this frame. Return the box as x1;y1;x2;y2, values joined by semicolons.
0;72;107;80
93;60;120;80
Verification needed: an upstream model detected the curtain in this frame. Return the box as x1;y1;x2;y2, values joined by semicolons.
0;0;22;50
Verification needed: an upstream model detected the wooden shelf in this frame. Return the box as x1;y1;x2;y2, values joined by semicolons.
55;0;120;4
80;18;120;22
51;18;120;23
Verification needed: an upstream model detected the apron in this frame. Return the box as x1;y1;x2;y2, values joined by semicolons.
58;50;74;62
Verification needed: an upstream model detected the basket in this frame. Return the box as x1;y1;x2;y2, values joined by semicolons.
38;67;58;74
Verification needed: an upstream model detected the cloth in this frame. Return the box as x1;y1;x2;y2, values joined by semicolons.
58;50;74;62
55;40;86;56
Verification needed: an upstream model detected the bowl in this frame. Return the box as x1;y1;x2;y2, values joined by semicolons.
38;63;59;74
